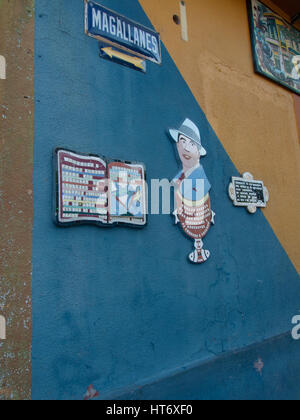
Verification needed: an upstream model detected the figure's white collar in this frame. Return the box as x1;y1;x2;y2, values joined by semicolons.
183;163;200;179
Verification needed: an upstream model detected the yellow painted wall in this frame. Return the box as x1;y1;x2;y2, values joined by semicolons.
139;0;300;273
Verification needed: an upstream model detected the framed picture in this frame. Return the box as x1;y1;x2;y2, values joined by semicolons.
247;0;300;95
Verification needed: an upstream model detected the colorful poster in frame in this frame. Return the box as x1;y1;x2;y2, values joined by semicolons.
53;148;147;228
247;0;300;95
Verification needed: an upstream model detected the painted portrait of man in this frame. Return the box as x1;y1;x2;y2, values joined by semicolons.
169;119;215;264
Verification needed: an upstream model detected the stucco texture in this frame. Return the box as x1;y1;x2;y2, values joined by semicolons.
0;0;34;400
139;0;300;273
294;94;300;141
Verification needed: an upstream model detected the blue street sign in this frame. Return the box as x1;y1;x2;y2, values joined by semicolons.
84;0;162;65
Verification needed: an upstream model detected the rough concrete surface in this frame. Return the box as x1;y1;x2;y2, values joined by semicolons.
0;0;34;400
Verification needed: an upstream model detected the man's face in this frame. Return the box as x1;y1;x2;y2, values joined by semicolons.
177;134;200;169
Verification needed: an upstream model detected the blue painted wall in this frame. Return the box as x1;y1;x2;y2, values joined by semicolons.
106;333;300;401
33;0;299;400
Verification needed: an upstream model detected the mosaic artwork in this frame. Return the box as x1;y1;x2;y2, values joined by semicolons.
247;0;300;94
54;149;147;228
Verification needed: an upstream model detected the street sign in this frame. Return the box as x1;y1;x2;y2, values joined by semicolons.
84;0;162;65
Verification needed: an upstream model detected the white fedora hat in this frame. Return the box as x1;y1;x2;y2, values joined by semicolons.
169;118;207;157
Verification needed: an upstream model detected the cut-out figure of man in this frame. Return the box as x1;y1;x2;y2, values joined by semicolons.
169;119;215;264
